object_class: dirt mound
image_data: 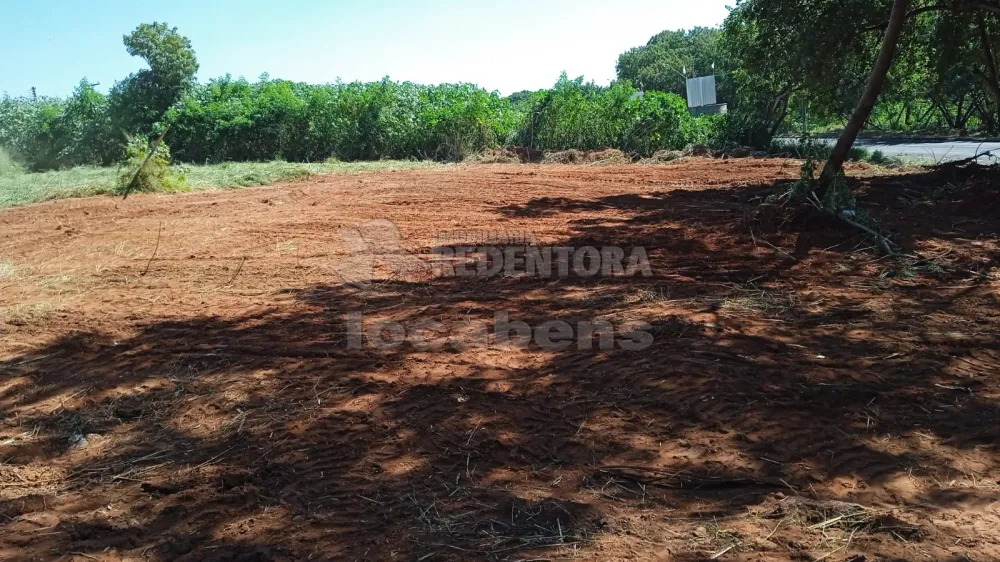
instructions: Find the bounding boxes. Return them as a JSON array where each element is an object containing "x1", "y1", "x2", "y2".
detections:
[
  {"x1": 473, "y1": 147, "x2": 630, "y2": 166},
  {"x1": 638, "y1": 149, "x2": 684, "y2": 165},
  {"x1": 467, "y1": 147, "x2": 521, "y2": 164},
  {"x1": 722, "y1": 146, "x2": 769, "y2": 159},
  {"x1": 469, "y1": 146, "x2": 543, "y2": 164},
  {"x1": 683, "y1": 143, "x2": 717, "y2": 157},
  {"x1": 541, "y1": 148, "x2": 630, "y2": 165},
  {"x1": 659, "y1": 145, "x2": 766, "y2": 162}
]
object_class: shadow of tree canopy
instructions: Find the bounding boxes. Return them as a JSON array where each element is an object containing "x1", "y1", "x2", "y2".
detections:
[{"x1": 0, "y1": 162, "x2": 998, "y2": 561}]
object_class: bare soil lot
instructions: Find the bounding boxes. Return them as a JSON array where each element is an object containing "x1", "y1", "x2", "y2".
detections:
[{"x1": 0, "y1": 159, "x2": 998, "y2": 561}]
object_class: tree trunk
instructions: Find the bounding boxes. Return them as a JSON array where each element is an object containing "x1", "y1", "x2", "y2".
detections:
[
  {"x1": 819, "y1": 0, "x2": 909, "y2": 194},
  {"x1": 956, "y1": 95, "x2": 970, "y2": 132},
  {"x1": 914, "y1": 104, "x2": 936, "y2": 129},
  {"x1": 768, "y1": 92, "x2": 791, "y2": 139},
  {"x1": 893, "y1": 104, "x2": 906, "y2": 130}
]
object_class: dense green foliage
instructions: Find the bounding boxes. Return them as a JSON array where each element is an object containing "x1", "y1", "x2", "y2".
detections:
[
  {"x1": 16, "y1": 3, "x2": 999, "y2": 172},
  {"x1": 616, "y1": 1, "x2": 1000, "y2": 146},
  {"x1": 0, "y1": 84, "x2": 119, "y2": 170},
  {"x1": 0, "y1": 73, "x2": 702, "y2": 171},
  {"x1": 516, "y1": 74, "x2": 715, "y2": 153},
  {"x1": 617, "y1": 28, "x2": 733, "y2": 102},
  {"x1": 0, "y1": 22, "x2": 198, "y2": 171},
  {"x1": 166, "y1": 77, "x2": 522, "y2": 163},
  {"x1": 0, "y1": 22, "x2": 709, "y2": 172},
  {"x1": 112, "y1": 22, "x2": 199, "y2": 136}
]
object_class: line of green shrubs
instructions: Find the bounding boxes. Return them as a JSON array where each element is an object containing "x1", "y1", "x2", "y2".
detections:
[{"x1": 1, "y1": 73, "x2": 724, "y2": 172}]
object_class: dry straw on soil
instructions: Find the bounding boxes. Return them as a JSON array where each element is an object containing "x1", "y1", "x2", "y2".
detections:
[{"x1": 541, "y1": 148, "x2": 630, "y2": 165}]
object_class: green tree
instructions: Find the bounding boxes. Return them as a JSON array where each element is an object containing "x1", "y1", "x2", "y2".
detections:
[
  {"x1": 720, "y1": 0, "x2": 892, "y2": 147},
  {"x1": 617, "y1": 27, "x2": 732, "y2": 101},
  {"x1": 53, "y1": 79, "x2": 117, "y2": 166},
  {"x1": 516, "y1": 73, "x2": 692, "y2": 154},
  {"x1": 109, "y1": 22, "x2": 199, "y2": 135}
]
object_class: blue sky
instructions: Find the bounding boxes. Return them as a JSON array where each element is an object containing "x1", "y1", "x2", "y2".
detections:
[{"x1": 1, "y1": 0, "x2": 731, "y2": 98}]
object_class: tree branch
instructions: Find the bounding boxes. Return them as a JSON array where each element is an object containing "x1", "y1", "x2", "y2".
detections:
[
  {"x1": 864, "y1": 4, "x2": 953, "y2": 31},
  {"x1": 978, "y1": 14, "x2": 1000, "y2": 83},
  {"x1": 967, "y1": 0, "x2": 1000, "y2": 15},
  {"x1": 865, "y1": 0, "x2": 1000, "y2": 31}
]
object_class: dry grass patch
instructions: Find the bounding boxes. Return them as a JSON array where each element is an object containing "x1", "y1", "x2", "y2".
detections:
[{"x1": 0, "y1": 301, "x2": 59, "y2": 326}]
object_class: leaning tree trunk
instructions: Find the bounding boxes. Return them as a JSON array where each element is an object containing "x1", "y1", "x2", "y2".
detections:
[{"x1": 819, "y1": 0, "x2": 909, "y2": 195}]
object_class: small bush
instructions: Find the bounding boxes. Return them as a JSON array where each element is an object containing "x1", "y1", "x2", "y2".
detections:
[
  {"x1": 686, "y1": 114, "x2": 727, "y2": 148},
  {"x1": 115, "y1": 135, "x2": 187, "y2": 195},
  {"x1": 703, "y1": 111, "x2": 776, "y2": 150}
]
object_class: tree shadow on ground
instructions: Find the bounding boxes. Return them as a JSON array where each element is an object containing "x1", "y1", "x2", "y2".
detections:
[{"x1": 0, "y1": 164, "x2": 998, "y2": 561}]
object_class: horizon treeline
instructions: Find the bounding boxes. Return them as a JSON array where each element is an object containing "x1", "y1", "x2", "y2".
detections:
[
  {"x1": 1, "y1": 74, "x2": 720, "y2": 171},
  {"x1": 0, "y1": 22, "x2": 718, "y2": 172}
]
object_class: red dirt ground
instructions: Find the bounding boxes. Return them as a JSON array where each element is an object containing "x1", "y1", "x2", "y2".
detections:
[{"x1": 0, "y1": 159, "x2": 997, "y2": 561}]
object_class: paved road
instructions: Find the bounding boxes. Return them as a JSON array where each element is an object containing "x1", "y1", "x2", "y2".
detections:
[
  {"x1": 855, "y1": 139, "x2": 1000, "y2": 163},
  {"x1": 813, "y1": 138, "x2": 1000, "y2": 163}
]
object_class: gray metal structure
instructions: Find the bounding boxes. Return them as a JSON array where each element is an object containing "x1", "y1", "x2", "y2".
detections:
[{"x1": 685, "y1": 75, "x2": 717, "y2": 108}]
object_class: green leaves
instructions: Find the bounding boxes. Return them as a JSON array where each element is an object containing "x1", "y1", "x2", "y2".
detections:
[
  {"x1": 517, "y1": 75, "x2": 694, "y2": 155},
  {"x1": 714, "y1": 0, "x2": 1000, "y2": 138},
  {"x1": 0, "y1": 22, "x2": 200, "y2": 171},
  {"x1": 0, "y1": 21, "x2": 712, "y2": 169},
  {"x1": 0, "y1": 83, "x2": 119, "y2": 171},
  {"x1": 163, "y1": 78, "x2": 520, "y2": 163},
  {"x1": 617, "y1": 27, "x2": 731, "y2": 101},
  {"x1": 2, "y1": 73, "x2": 703, "y2": 169},
  {"x1": 114, "y1": 134, "x2": 186, "y2": 195},
  {"x1": 123, "y1": 22, "x2": 199, "y2": 85},
  {"x1": 111, "y1": 22, "x2": 199, "y2": 137}
]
